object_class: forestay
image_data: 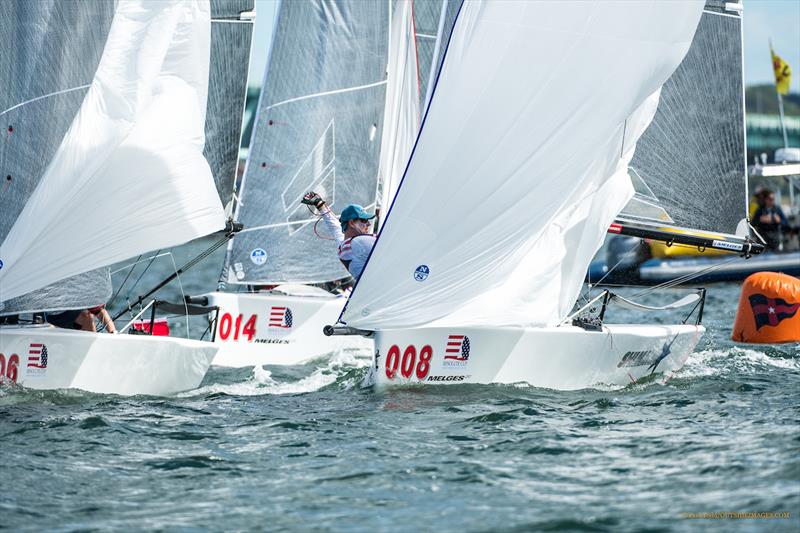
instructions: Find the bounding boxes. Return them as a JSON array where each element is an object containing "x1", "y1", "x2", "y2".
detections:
[
  {"x1": 0, "y1": 0, "x2": 225, "y2": 306},
  {"x1": 0, "y1": 1, "x2": 117, "y2": 315},
  {"x1": 225, "y1": 0, "x2": 389, "y2": 285},
  {"x1": 341, "y1": 0, "x2": 704, "y2": 329},
  {"x1": 619, "y1": 0, "x2": 746, "y2": 236}
]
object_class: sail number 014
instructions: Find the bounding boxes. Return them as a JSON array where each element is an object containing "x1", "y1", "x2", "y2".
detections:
[
  {"x1": 218, "y1": 313, "x2": 257, "y2": 342},
  {"x1": 0, "y1": 353, "x2": 20, "y2": 383},
  {"x1": 385, "y1": 344, "x2": 432, "y2": 380}
]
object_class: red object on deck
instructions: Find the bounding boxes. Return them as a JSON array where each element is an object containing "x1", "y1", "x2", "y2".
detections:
[{"x1": 132, "y1": 318, "x2": 170, "y2": 336}]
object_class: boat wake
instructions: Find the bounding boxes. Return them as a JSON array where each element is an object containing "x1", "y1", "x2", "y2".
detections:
[
  {"x1": 183, "y1": 347, "x2": 372, "y2": 398},
  {"x1": 679, "y1": 345, "x2": 800, "y2": 380}
]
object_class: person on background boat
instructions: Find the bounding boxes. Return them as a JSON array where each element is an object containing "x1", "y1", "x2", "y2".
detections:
[
  {"x1": 752, "y1": 189, "x2": 788, "y2": 250},
  {"x1": 46, "y1": 305, "x2": 117, "y2": 333},
  {"x1": 301, "y1": 192, "x2": 376, "y2": 279},
  {"x1": 748, "y1": 185, "x2": 765, "y2": 220}
]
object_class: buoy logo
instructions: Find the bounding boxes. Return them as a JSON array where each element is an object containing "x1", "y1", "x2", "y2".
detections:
[
  {"x1": 749, "y1": 294, "x2": 799, "y2": 329},
  {"x1": 0, "y1": 259, "x2": 3, "y2": 270},
  {"x1": 250, "y1": 248, "x2": 267, "y2": 266},
  {"x1": 414, "y1": 264, "x2": 429, "y2": 282}
]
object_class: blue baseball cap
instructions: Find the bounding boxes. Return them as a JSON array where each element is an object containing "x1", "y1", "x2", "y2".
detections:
[{"x1": 339, "y1": 204, "x2": 375, "y2": 229}]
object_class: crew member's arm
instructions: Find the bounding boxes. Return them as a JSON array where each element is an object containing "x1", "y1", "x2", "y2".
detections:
[
  {"x1": 98, "y1": 308, "x2": 117, "y2": 334},
  {"x1": 302, "y1": 192, "x2": 344, "y2": 246}
]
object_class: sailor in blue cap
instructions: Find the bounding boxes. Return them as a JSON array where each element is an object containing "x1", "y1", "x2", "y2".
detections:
[{"x1": 301, "y1": 192, "x2": 376, "y2": 279}]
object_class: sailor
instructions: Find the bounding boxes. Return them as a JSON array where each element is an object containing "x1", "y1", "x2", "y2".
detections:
[
  {"x1": 46, "y1": 304, "x2": 117, "y2": 333},
  {"x1": 752, "y1": 189, "x2": 789, "y2": 250},
  {"x1": 301, "y1": 192, "x2": 376, "y2": 279}
]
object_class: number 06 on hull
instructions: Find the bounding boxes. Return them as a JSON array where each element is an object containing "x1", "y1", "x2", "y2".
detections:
[{"x1": 368, "y1": 324, "x2": 704, "y2": 390}]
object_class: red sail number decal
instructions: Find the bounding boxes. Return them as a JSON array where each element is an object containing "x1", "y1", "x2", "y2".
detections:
[
  {"x1": 0, "y1": 353, "x2": 20, "y2": 383},
  {"x1": 416, "y1": 345, "x2": 432, "y2": 379},
  {"x1": 384, "y1": 345, "x2": 432, "y2": 381},
  {"x1": 218, "y1": 313, "x2": 258, "y2": 342},
  {"x1": 385, "y1": 345, "x2": 400, "y2": 379},
  {"x1": 242, "y1": 314, "x2": 257, "y2": 341}
]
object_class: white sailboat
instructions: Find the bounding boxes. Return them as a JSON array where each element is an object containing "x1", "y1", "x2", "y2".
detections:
[
  {"x1": 0, "y1": 0, "x2": 242, "y2": 395},
  {"x1": 326, "y1": 0, "x2": 714, "y2": 390},
  {"x1": 198, "y1": 0, "x2": 443, "y2": 367}
]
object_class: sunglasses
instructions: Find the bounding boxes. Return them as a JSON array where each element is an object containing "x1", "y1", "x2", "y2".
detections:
[{"x1": 355, "y1": 218, "x2": 371, "y2": 224}]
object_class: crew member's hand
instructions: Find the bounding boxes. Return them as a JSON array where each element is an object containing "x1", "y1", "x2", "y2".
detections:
[{"x1": 301, "y1": 192, "x2": 325, "y2": 209}]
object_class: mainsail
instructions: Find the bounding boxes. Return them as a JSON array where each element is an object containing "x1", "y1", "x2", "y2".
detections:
[
  {"x1": 412, "y1": 0, "x2": 444, "y2": 111},
  {"x1": 0, "y1": 0, "x2": 225, "y2": 306},
  {"x1": 206, "y1": 0, "x2": 255, "y2": 207},
  {"x1": 340, "y1": 0, "x2": 704, "y2": 329},
  {"x1": 224, "y1": 0, "x2": 390, "y2": 285},
  {"x1": 617, "y1": 0, "x2": 747, "y2": 238}
]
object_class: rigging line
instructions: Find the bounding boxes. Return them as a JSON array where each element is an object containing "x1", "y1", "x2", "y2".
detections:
[
  {"x1": 166, "y1": 252, "x2": 190, "y2": 338},
  {"x1": 628, "y1": 257, "x2": 739, "y2": 299},
  {"x1": 264, "y1": 80, "x2": 388, "y2": 111},
  {"x1": 579, "y1": 241, "x2": 643, "y2": 303},
  {"x1": 127, "y1": 249, "x2": 162, "y2": 301},
  {"x1": 107, "y1": 254, "x2": 142, "y2": 310},
  {"x1": 0, "y1": 85, "x2": 90, "y2": 118},
  {"x1": 109, "y1": 252, "x2": 173, "y2": 275}
]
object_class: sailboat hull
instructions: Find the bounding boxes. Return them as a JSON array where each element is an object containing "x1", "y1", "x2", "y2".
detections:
[
  {"x1": 0, "y1": 326, "x2": 216, "y2": 396},
  {"x1": 369, "y1": 324, "x2": 704, "y2": 390},
  {"x1": 205, "y1": 290, "x2": 371, "y2": 367}
]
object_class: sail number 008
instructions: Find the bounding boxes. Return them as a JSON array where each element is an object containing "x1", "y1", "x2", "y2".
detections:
[{"x1": 385, "y1": 344, "x2": 432, "y2": 380}]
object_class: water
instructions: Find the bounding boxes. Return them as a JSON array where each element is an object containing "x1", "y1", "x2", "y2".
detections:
[{"x1": 1, "y1": 243, "x2": 799, "y2": 532}]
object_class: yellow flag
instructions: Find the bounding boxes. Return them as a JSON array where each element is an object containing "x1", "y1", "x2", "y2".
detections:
[{"x1": 771, "y1": 48, "x2": 791, "y2": 95}]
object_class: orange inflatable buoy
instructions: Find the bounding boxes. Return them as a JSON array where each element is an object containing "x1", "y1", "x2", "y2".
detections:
[{"x1": 732, "y1": 272, "x2": 800, "y2": 343}]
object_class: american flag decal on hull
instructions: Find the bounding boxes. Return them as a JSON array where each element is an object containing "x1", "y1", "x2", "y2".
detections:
[
  {"x1": 27, "y1": 343, "x2": 48, "y2": 369},
  {"x1": 268, "y1": 306, "x2": 293, "y2": 328},
  {"x1": 444, "y1": 335, "x2": 470, "y2": 362}
]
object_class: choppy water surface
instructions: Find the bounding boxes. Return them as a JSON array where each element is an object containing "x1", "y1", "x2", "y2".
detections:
[{"x1": 1, "y1": 266, "x2": 799, "y2": 531}]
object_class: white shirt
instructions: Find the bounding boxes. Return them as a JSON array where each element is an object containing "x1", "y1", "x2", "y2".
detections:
[{"x1": 320, "y1": 209, "x2": 376, "y2": 279}]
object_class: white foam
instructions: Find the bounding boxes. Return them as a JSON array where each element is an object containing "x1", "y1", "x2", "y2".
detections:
[
  {"x1": 678, "y1": 345, "x2": 800, "y2": 380},
  {"x1": 182, "y1": 349, "x2": 372, "y2": 398}
]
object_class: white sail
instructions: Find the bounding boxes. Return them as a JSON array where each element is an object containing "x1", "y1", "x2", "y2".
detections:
[
  {"x1": 340, "y1": 0, "x2": 704, "y2": 329},
  {"x1": 0, "y1": 0, "x2": 224, "y2": 304},
  {"x1": 376, "y1": 0, "x2": 422, "y2": 219}
]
